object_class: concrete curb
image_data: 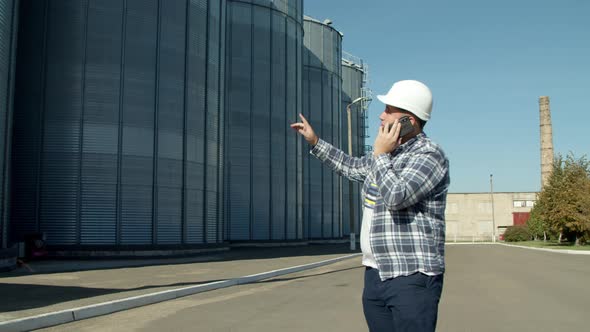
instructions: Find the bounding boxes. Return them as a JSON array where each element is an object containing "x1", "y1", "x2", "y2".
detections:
[
  {"x1": 446, "y1": 242, "x2": 590, "y2": 254},
  {"x1": 0, "y1": 253, "x2": 361, "y2": 332},
  {"x1": 445, "y1": 242, "x2": 496, "y2": 245},
  {"x1": 498, "y1": 243, "x2": 590, "y2": 255}
]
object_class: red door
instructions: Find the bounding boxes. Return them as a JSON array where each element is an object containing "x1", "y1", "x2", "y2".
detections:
[{"x1": 513, "y1": 212, "x2": 530, "y2": 225}]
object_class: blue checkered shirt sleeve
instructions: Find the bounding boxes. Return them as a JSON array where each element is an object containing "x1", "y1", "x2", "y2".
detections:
[{"x1": 310, "y1": 139, "x2": 372, "y2": 183}]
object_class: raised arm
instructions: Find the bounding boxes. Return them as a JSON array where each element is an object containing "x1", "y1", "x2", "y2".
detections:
[
  {"x1": 310, "y1": 139, "x2": 372, "y2": 183},
  {"x1": 291, "y1": 113, "x2": 371, "y2": 182}
]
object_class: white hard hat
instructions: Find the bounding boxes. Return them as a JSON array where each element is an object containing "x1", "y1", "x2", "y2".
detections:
[{"x1": 377, "y1": 80, "x2": 433, "y2": 121}]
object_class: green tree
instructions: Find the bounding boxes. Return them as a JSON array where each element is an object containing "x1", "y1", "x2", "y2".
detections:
[
  {"x1": 561, "y1": 155, "x2": 590, "y2": 245},
  {"x1": 539, "y1": 156, "x2": 565, "y2": 241},
  {"x1": 539, "y1": 154, "x2": 590, "y2": 245},
  {"x1": 527, "y1": 199, "x2": 549, "y2": 241}
]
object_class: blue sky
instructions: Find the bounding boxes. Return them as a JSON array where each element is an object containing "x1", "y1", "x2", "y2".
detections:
[{"x1": 304, "y1": 0, "x2": 589, "y2": 193}]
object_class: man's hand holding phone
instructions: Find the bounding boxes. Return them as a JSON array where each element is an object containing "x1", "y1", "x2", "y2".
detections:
[{"x1": 373, "y1": 119, "x2": 402, "y2": 157}]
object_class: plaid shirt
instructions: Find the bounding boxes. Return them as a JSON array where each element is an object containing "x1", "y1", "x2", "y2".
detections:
[{"x1": 311, "y1": 133, "x2": 450, "y2": 281}]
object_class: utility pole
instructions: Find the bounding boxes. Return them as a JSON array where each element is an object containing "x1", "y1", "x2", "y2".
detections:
[{"x1": 490, "y1": 174, "x2": 496, "y2": 243}]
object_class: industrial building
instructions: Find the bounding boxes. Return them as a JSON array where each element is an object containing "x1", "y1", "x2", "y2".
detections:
[
  {"x1": 11, "y1": 0, "x2": 227, "y2": 249},
  {"x1": 341, "y1": 54, "x2": 369, "y2": 237},
  {"x1": 225, "y1": 0, "x2": 303, "y2": 241},
  {"x1": 0, "y1": 0, "x2": 551, "y2": 271},
  {"x1": 0, "y1": 0, "x2": 18, "y2": 263},
  {"x1": 302, "y1": 16, "x2": 342, "y2": 240},
  {"x1": 443, "y1": 96, "x2": 553, "y2": 242},
  {"x1": 446, "y1": 192, "x2": 537, "y2": 242},
  {"x1": 0, "y1": 0, "x2": 369, "y2": 268}
]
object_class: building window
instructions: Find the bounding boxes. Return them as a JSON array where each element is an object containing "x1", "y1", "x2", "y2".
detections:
[
  {"x1": 526, "y1": 200, "x2": 535, "y2": 207},
  {"x1": 478, "y1": 202, "x2": 492, "y2": 213},
  {"x1": 446, "y1": 202, "x2": 458, "y2": 214},
  {"x1": 513, "y1": 200, "x2": 526, "y2": 208}
]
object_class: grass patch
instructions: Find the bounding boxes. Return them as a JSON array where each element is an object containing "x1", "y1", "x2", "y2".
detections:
[{"x1": 506, "y1": 240, "x2": 590, "y2": 251}]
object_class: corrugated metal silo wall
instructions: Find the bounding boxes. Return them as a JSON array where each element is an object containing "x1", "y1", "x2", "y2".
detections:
[
  {"x1": 225, "y1": 0, "x2": 303, "y2": 241},
  {"x1": 341, "y1": 63, "x2": 364, "y2": 236},
  {"x1": 0, "y1": 0, "x2": 18, "y2": 249},
  {"x1": 11, "y1": 0, "x2": 226, "y2": 247},
  {"x1": 302, "y1": 18, "x2": 342, "y2": 239}
]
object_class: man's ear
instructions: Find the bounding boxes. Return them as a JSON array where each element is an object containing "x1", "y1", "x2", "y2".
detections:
[{"x1": 410, "y1": 116, "x2": 424, "y2": 130}]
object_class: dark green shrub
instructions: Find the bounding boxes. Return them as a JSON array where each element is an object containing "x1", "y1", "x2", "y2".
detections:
[
  {"x1": 576, "y1": 232, "x2": 589, "y2": 245},
  {"x1": 503, "y1": 225, "x2": 532, "y2": 242}
]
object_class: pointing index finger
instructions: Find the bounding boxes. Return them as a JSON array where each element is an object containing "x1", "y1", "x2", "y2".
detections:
[{"x1": 299, "y1": 113, "x2": 310, "y2": 125}]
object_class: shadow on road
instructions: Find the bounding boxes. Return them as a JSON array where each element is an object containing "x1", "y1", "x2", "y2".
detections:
[{"x1": 0, "y1": 278, "x2": 227, "y2": 312}]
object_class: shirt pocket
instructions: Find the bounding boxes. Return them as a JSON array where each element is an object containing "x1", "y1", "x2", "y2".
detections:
[{"x1": 364, "y1": 183, "x2": 380, "y2": 210}]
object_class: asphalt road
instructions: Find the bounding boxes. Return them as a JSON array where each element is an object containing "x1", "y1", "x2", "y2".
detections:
[{"x1": 39, "y1": 245, "x2": 590, "y2": 332}]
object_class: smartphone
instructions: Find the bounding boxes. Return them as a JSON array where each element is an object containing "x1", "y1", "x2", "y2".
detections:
[{"x1": 388, "y1": 116, "x2": 414, "y2": 137}]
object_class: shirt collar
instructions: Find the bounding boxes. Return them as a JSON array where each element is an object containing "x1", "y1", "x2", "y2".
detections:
[{"x1": 391, "y1": 132, "x2": 427, "y2": 156}]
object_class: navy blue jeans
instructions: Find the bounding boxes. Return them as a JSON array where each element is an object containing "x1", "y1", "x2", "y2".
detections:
[{"x1": 362, "y1": 267, "x2": 444, "y2": 332}]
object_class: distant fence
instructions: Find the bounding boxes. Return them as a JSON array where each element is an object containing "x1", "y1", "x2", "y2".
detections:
[{"x1": 446, "y1": 235, "x2": 498, "y2": 243}]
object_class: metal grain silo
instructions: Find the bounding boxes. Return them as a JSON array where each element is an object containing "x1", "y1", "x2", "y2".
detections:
[
  {"x1": 11, "y1": 0, "x2": 226, "y2": 250},
  {"x1": 302, "y1": 16, "x2": 342, "y2": 239},
  {"x1": 225, "y1": 0, "x2": 303, "y2": 241},
  {"x1": 341, "y1": 55, "x2": 369, "y2": 236},
  {"x1": 0, "y1": 0, "x2": 18, "y2": 251}
]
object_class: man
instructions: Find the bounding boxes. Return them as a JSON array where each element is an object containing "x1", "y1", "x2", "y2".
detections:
[{"x1": 291, "y1": 80, "x2": 450, "y2": 332}]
